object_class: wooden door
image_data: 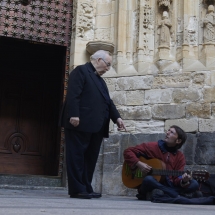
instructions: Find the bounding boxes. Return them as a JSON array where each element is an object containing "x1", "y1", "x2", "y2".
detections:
[{"x1": 0, "y1": 37, "x2": 66, "y2": 175}]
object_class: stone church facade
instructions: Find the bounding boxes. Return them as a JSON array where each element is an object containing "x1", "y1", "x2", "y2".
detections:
[
  {"x1": 69, "y1": 0, "x2": 215, "y2": 195},
  {"x1": 0, "y1": 0, "x2": 214, "y2": 195}
]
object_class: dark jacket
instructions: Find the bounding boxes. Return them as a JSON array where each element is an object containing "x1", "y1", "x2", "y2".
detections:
[{"x1": 60, "y1": 62, "x2": 120, "y2": 138}]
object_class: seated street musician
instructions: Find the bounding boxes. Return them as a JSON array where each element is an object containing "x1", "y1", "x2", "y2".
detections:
[{"x1": 123, "y1": 125, "x2": 202, "y2": 200}]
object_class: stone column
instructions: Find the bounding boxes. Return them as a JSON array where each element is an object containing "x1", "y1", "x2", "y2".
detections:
[
  {"x1": 85, "y1": 0, "x2": 116, "y2": 77},
  {"x1": 116, "y1": 0, "x2": 127, "y2": 71},
  {"x1": 70, "y1": 0, "x2": 95, "y2": 70},
  {"x1": 182, "y1": 0, "x2": 206, "y2": 71},
  {"x1": 137, "y1": 0, "x2": 157, "y2": 75},
  {"x1": 94, "y1": 1, "x2": 112, "y2": 43},
  {"x1": 116, "y1": 0, "x2": 137, "y2": 75},
  {"x1": 175, "y1": 0, "x2": 184, "y2": 62}
]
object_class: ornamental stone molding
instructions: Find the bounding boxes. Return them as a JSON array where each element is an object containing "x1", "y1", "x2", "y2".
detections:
[
  {"x1": 203, "y1": 0, "x2": 215, "y2": 5},
  {"x1": 158, "y1": 0, "x2": 172, "y2": 9},
  {"x1": 86, "y1": 41, "x2": 115, "y2": 54}
]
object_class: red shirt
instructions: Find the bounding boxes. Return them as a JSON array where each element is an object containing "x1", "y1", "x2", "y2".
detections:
[{"x1": 123, "y1": 141, "x2": 186, "y2": 187}]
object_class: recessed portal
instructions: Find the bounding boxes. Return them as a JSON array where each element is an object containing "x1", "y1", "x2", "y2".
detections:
[{"x1": 0, "y1": 37, "x2": 66, "y2": 176}]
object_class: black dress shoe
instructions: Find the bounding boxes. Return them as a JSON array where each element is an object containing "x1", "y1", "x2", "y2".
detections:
[
  {"x1": 90, "y1": 192, "x2": 102, "y2": 198},
  {"x1": 70, "y1": 192, "x2": 92, "y2": 199}
]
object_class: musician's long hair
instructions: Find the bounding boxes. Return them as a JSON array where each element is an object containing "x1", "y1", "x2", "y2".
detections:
[{"x1": 170, "y1": 125, "x2": 187, "y2": 149}]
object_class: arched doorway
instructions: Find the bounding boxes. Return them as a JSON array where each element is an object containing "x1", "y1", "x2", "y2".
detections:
[
  {"x1": 0, "y1": 0, "x2": 72, "y2": 178},
  {"x1": 0, "y1": 37, "x2": 66, "y2": 175}
]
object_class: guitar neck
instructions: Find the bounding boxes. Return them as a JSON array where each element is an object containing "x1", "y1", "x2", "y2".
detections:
[{"x1": 151, "y1": 169, "x2": 184, "y2": 177}]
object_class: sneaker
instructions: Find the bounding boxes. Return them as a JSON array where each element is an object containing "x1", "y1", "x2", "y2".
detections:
[{"x1": 146, "y1": 189, "x2": 164, "y2": 201}]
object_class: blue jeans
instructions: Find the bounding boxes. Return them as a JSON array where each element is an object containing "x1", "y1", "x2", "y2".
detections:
[{"x1": 139, "y1": 176, "x2": 199, "y2": 198}]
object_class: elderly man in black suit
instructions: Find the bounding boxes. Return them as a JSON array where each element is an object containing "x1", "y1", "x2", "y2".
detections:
[{"x1": 61, "y1": 50, "x2": 126, "y2": 199}]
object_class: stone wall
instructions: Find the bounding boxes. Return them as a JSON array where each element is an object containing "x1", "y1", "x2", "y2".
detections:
[
  {"x1": 70, "y1": 0, "x2": 215, "y2": 195},
  {"x1": 70, "y1": 0, "x2": 215, "y2": 134},
  {"x1": 92, "y1": 132, "x2": 215, "y2": 196}
]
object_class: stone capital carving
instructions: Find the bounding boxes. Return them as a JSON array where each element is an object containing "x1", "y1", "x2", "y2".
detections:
[{"x1": 86, "y1": 41, "x2": 115, "y2": 54}]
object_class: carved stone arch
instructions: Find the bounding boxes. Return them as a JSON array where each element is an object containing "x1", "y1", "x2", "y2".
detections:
[
  {"x1": 158, "y1": 0, "x2": 172, "y2": 13},
  {"x1": 203, "y1": 0, "x2": 215, "y2": 6}
]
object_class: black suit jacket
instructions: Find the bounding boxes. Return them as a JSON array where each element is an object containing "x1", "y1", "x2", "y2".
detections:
[{"x1": 60, "y1": 62, "x2": 120, "y2": 138}]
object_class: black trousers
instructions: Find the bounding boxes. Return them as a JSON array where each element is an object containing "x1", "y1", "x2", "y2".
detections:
[{"x1": 64, "y1": 121, "x2": 105, "y2": 195}]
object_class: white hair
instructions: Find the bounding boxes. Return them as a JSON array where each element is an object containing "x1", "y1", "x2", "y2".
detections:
[{"x1": 90, "y1": 50, "x2": 111, "y2": 61}]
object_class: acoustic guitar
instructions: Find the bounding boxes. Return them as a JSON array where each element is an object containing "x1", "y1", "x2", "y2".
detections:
[{"x1": 122, "y1": 156, "x2": 210, "y2": 189}]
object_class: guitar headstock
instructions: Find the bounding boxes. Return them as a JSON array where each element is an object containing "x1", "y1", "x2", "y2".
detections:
[{"x1": 192, "y1": 170, "x2": 210, "y2": 181}]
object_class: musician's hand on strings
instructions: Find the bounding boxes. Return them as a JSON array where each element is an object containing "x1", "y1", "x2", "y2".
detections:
[
  {"x1": 136, "y1": 161, "x2": 152, "y2": 174},
  {"x1": 182, "y1": 172, "x2": 192, "y2": 183}
]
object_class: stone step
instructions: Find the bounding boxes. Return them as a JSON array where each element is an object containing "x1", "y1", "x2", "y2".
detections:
[
  {"x1": 0, "y1": 185, "x2": 66, "y2": 190},
  {"x1": 0, "y1": 174, "x2": 63, "y2": 188}
]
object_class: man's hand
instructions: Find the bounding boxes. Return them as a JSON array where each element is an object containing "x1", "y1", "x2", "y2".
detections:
[
  {"x1": 69, "y1": 117, "x2": 80, "y2": 127},
  {"x1": 182, "y1": 172, "x2": 192, "y2": 183},
  {"x1": 136, "y1": 161, "x2": 152, "y2": 174},
  {"x1": 116, "y1": 118, "x2": 127, "y2": 131}
]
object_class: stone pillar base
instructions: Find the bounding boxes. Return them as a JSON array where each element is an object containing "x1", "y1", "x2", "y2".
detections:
[
  {"x1": 201, "y1": 43, "x2": 215, "y2": 69},
  {"x1": 182, "y1": 44, "x2": 198, "y2": 59},
  {"x1": 156, "y1": 46, "x2": 174, "y2": 61}
]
